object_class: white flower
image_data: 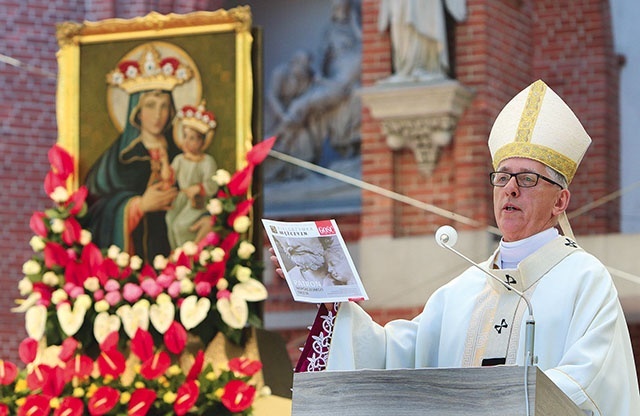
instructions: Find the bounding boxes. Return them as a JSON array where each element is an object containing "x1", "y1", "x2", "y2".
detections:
[
  {"x1": 259, "y1": 386, "x2": 272, "y2": 397},
  {"x1": 182, "y1": 241, "x2": 198, "y2": 256},
  {"x1": 235, "y1": 266, "x2": 252, "y2": 282},
  {"x1": 156, "y1": 293, "x2": 171, "y2": 305},
  {"x1": 211, "y1": 247, "x2": 225, "y2": 262},
  {"x1": 233, "y1": 216, "x2": 252, "y2": 233},
  {"x1": 237, "y1": 241, "x2": 256, "y2": 259},
  {"x1": 25, "y1": 305, "x2": 48, "y2": 341},
  {"x1": 49, "y1": 186, "x2": 69, "y2": 203},
  {"x1": 22, "y1": 259, "x2": 41, "y2": 276},
  {"x1": 75, "y1": 294, "x2": 92, "y2": 311},
  {"x1": 216, "y1": 293, "x2": 248, "y2": 329},
  {"x1": 212, "y1": 169, "x2": 231, "y2": 186},
  {"x1": 51, "y1": 289, "x2": 68, "y2": 305},
  {"x1": 153, "y1": 254, "x2": 168, "y2": 270},
  {"x1": 94, "y1": 299, "x2": 110, "y2": 313},
  {"x1": 83, "y1": 276, "x2": 100, "y2": 292},
  {"x1": 11, "y1": 292, "x2": 41, "y2": 313},
  {"x1": 18, "y1": 277, "x2": 33, "y2": 296},
  {"x1": 107, "y1": 245, "x2": 121, "y2": 260},
  {"x1": 29, "y1": 236, "x2": 45, "y2": 252},
  {"x1": 79, "y1": 229, "x2": 92, "y2": 245},
  {"x1": 57, "y1": 302, "x2": 87, "y2": 337},
  {"x1": 207, "y1": 198, "x2": 223, "y2": 215},
  {"x1": 42, "y1": 271, "x2": 60, "y2": 286},
  {"x1": 130, "y1": 255, "x2": 143, "y2": 271},
  {"x1": 176, "y1": 265, "x2": 191, "y2": 280},
  {"x1": 180, "y1": 278, "x2": 195, "y2": 294},
  {"x1": 179, "y1": 295, "x2": 211, "y2": 330},
  {"x1": 50, "y1": 218, "x2": 65, "y2": 234},
  {"x1": 199, "y1": 250, "x2": 211, "y2": 265},
  {"x1": 116, "y1": 252, "x2": 130, "y2": 268},
  {"x1": 216, "y1": 278, "x2": 229, "y2": 291},
  {"x1": 233, "y1": 279, "x2": 268, "y2": 302}
]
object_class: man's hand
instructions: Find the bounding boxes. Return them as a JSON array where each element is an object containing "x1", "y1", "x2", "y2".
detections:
[{"x1": 269, "y1": 247, "x2": 285, "y2": 279}]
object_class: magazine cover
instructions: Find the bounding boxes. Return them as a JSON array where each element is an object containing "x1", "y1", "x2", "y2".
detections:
[{"x1": 262, "y1": 219, "x2": 368, "y2": 303}]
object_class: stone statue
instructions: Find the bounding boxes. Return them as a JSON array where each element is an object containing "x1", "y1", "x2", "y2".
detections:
[
  {"x1": 378, "y1": 0, "x2": 467, "y2": 83},
  {"x1": 265, "y1": 0, "x2": 362, "y2": 181}
]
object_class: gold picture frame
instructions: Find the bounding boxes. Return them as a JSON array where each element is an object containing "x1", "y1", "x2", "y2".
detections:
[{"x1": 54, "y1": 7, "x2": 256, "y2": 261}]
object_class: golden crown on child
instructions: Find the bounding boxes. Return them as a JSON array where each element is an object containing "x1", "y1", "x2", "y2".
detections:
[
  {"x1": 106, "y1": 43, "x2": 193, "y2": 93},
  {"x1": 178, "y1": 100, "x2": 217, "y2": 134}
]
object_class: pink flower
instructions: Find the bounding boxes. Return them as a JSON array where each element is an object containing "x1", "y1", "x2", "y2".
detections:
[
  {"x1": 48, "y1": 144, "x2": 74, "y2": 180},
  {"x1": 156, "y1": 273, "x2": 174, "y2": 289},
  {"x1": 140, "y1": 279, "x2": 162, "y2": 299},
  {"x1": 67, "y1": 285, "x2": 84, "y2": 299},
  {"x1": 104, "y1": 291, "x2": 122, "y2": 306},
  {"x1": 122, "y1": 283, "x2": 143, "y2": 303},
  {"x1": 195, "y1": 281, "x2": 212, "y2": 297},
  {"x1": 104, "y1": 279, "x2": 119, "y2": 292},
  {"x1": 93, "y1": 289, "x2": 105, "y2": 301},
  {"x1": 168, "y1": 281, "x2": 181, "y2": 298},
  {"x1": 217, "y1": 289, "x2": 231, "y2": 300},
  {"x1": 29, "y1": 212, "x2": 48, "y2": 237},
  {"x1": 62, "y1": 217, "x2": 82, "y2": 246},
  {"x1": 66, "y1": 186, "x2": 87, "y2": 216}
]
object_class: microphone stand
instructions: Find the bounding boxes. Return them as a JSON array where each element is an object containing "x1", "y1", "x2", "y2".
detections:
[{"x1": 436, "y1": 228, "x2": 536, "y2": 416}]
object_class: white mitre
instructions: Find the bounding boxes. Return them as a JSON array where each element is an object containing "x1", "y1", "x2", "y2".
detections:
[{"x1": 488, "y1": 79, "x2": 591, "y2": 184}]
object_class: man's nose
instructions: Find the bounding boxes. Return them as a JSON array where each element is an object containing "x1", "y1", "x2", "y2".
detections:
[{"x1": 504, "y1": 176, "x2": 520, "y2": 196}]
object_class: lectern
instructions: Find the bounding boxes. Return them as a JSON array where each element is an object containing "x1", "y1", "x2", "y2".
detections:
[{"x1": 291, "y1": 366, "x2": 583, "y2": 415}]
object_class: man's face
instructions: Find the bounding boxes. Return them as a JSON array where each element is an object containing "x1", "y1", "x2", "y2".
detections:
[{"x1": 493, "y1": 158, "x2": 570, "y2": 242}]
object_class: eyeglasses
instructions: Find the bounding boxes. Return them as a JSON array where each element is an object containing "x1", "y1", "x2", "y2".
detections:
[{"x1": 489, "y1": 171, "x2": 564, "y2": 189}]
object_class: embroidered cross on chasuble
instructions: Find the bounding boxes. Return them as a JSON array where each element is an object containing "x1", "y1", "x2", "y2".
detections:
[{"x1": 462, "y1": 237, "x2": 581, "y2": 367}]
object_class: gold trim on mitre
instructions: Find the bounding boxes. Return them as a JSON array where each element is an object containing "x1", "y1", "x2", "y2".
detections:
[{"x1": 488, "y1": 80, "x2": 591, "y2": 184}]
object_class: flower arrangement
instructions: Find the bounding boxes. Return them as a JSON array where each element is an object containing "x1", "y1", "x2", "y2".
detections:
[{"x1": 0, "y1": 137, "x2": 276, "y2": 415}]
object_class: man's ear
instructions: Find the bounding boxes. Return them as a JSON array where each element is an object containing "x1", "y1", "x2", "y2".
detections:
[{"x1": 553, "y1": 189, "x2": 571, "y2": 216}]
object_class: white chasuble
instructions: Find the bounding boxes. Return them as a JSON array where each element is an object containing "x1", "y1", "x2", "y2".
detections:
[{"x1": 326, "y1": 236, "x2": 640, "y2": 415}]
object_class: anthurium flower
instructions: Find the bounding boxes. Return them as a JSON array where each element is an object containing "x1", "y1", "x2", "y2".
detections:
[
  {"x1": 0, "y1": 403, "x2": 8, "y2": 416},
  {"x1": 63, "y1": 354, "x2": 93, "y2": 383},
  {"x1": 48, "y1": 144, "x2": 74, "y2": 180},
  {"x1": 246, "y1": 136, "x2": 276, "y2": 166},
  {"x1": 44, "y1": 170, "x2": 67, "y2": 197},
  {"x1": 0, "y1": 359, "x2": 18, "y2": 385},
  {"x1": 18, "y1": 394, "x2": 51, "y2": 416},
  {"x1": 227, "y1": 165, "x2": 254, "y2": 197},
  {"x1": 140, "y1": 351, "x2": 171, "y2": 380},
  {"x1": 56, "y1": 301, "x2": 87, "y2": 337},
  {"x1": 44, "y1": 241, "x2": 70, "y2": 268},
  {"x1": 116, "y1": 301, "x2": 150, "y2": 339},
  {"x1": 26, "y1": 363, "x2": 54, "y2": 392},
  {"x1": 25, "y1": 304, "x2": 47, "y2": 341},
  {"x1": 87, "y1": 386, "x2": 119, "y2": 416},
  {"x1": 32, "y1": 283, "x2": 53, "y2": 307},
  {"x1": 42, "y1": 366, "x2": 65, "y2": 397},
  {"x1": 216, "y1": 292, "x2": 248, "y2": 329},
  {"x1": 54, "y1": 397, "x2": 84, "y2": 416},
  {"x1": 60, "y1": 218, "x2": 82, "y2": 246},
  {"x1": 186, "y1": 351, "x2": 204, "y2": 381},
  {"x1": 29, "y1": 212, "x2": 48, "y2": 237},
  {"x1": 228, "y1": 357, "x2": 263, "y2": 377},
  {"x1": 219, "y1": 232, "x2": 240, "y2": 257},
  {"x1": 131, "y1": 328, "x2": 154, "y2": 362},
  {"x1": 174, "y1": 380, "x2": 199, "y2": 416},
  {"x1": 221, "y1": 379, "x2": 256, "y2": 413},
  {"x1": 233, "y1": 279, "x2": 269, "y2": 302},
  {"x1": 128, "y1": 388, "x2": 156, "y2": 416},
  {"x1": 149, "y1": 299, "x2": 175, "y2": 334},
  {"x1": 164, "y1": 321, "x2": 187, "y2": 354},
  {"x1": 19, "y1": 337, "x2": 39, "y2": 365},
  {"x1": 66, "y1": 186, "x2": 88, "y2": 216},
  {"x1": 59, "y1": 337, "x2": 79, "y2": 362},
  {"x1": 97, "y1": 349, "x2": 125, "y2": 378},
  {"x1": 179, "y1": 295, "x2": 211, "y2": 330},
  {"x1": 93, "y1": 312, "x2": 121, "y2": 345}
]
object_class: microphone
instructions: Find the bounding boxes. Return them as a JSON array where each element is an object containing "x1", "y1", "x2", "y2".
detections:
[{"x1": 435, "y1": 225, "x2": 536, "y2": 368}]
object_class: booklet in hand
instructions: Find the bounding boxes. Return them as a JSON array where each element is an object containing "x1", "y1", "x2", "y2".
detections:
[{"x1": 262, "y1": 218, "x2": 368, "y2": 303}]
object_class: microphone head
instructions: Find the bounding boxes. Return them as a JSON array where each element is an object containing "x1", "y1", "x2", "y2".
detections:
[{"x1": 435, "y1": 225, "x2": 458, "y2": 248}]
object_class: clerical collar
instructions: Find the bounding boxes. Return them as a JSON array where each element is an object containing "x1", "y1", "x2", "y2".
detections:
[{"x1": 498, "y1": 227, "x2": 559, "y2": 269}]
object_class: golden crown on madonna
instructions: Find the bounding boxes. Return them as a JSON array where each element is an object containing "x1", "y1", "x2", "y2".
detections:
[{"x1": 106, "y1": 44, "x2": 193, "y2": 93}]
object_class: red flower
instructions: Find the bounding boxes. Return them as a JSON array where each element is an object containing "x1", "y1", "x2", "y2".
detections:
[
  {"x1": 62, "y1": 217, "x2": 82, "y2": 246},
  {"x1": 19, "y1": 338, "x2": 39, "y2": 365},
  {"x1": 87, "y1": 386, "x2": 119, "y2": 416},
  {"x1": 0, "y1": 359, "x2": 18, "y2": 385},
  {"x1": 228, "y1": 357, "x2": 263, "y2": 377},
  {"x1": 131, "y1": 328, "x2": 154, "y2": 362},
  {"x1": 44, "y1": 171, "x2": 67, "y2": 196},
  {"x1": 164, "y1": 321, "x2": 187, "y2": 354},
  {"x1": 63, "y1": 354, "x2": 93, "y2": 383},
  {"x1": 219, "y1": 232, "x2": 240, "y2": 258},
  {"x1": 18, "y1": 394, "x2": 51, "y2": 416},
  {"x1": 186, "y1": 351, "x2": 204, "y2": 381},
  {"x1": 29, "y1": 212, "x2": 48, "y2": 237},
  {"x1": 227, "y1": 165, "x2": 254, "y2": 196},
  {"x1": 221, "y1": 379, "x2": 256, "y2": 413},
  {"x1": 42, "y1": 366, "x2": 65, "y2": 397},
  {"x1": 197, "y1": 232, "x2": 220, "y2": 252},
  {"x1": 246, "y1": 136, "x2": 276, "y2": 166},
  {"x1": 44, "y1": 241, "x2": 70, "y2": 268},
  {"x1": 0, "y1": 403, "x2": 9, "y2": 416},
  {"x1": 26, "y1": 364, "x2": 53, "y2": 392},
  {"x1": 31, "y1": 283, "x2": 53, "y2": 307},
  {"x1": 97, "y1": 350, "x2": 125, "y2": 378},
  {"x1": 59, "y1": 337, "x2": 79, "y2": 362},
  {"x1": 140, "y1": 352, "x2": 171, "y2": 380},
  {"x1": 227, "y1": 198, "x2": 254, "y2": 228},
  {"x1": 66, "y1": 186, "x2": 87, "y2": 215},
  {"x1": 139, "y1": 264, "x2": 157, "y2": 280},
  {"x1": 54, "y1": 397, "x2": 84, "y2": 416},
  {"x1": 81, "y1": 243, "x2": 104, "y2": 276},
  {"x1": 128, "y1": 388, "x2": 157, "y2": 416},
  {"x1": 97, "y1": 258, "x2": 120, "y2": 282},
  {"x1": 194, "y1": 261, "x2": 225, "y2": 286},
  {"x1": 48, "y1": 144, "x2": 74, "y2": 180},
  {"x1": 174, "y1": 380, "x2": 199, "y2": 416}
]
